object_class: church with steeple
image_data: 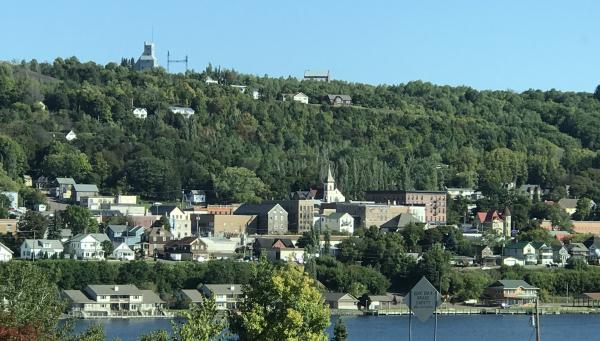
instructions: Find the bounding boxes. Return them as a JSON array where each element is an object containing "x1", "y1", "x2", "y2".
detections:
[{"x1": 323, "y1": 165, "x2": 346, "y2": 203}]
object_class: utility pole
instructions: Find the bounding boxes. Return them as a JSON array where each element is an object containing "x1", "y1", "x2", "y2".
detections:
[
  {"x1": 408, "y1": 289, "x2": 412, "y2": 341},
  {"x1": 535, "y1": 297, "x2": 541, "y2": 341}
]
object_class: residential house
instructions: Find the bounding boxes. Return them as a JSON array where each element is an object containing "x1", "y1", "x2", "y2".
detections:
[
  {"x1": 133, "y1": 108, "x2": 148, "y2": 119},
  {"x1": 23, "y1": 175, "x2": 32, "y2": 187},
  {"x1": 142, "y1": 226, "x2": 173, "y2": 258},
  {"x1": 252, "y1": 89, "x2": 260, "y2": 100},
  {"x1": 169, "y1": 106, "x2": 195, "y2": 119},
  {"x1": 0, "y1": 219, "x2": 18, "y2": 235},
  {"x1": 252, "y1": 237, "x2": 304, "y2": 263},
  {"x1": 0, "y1": 191, "x2": 18, "y2": 210},
  {"x1": 54, "y1": 178, "x2": 76, "y2": 200},
  {"x1": 164, "y1": 236, "x2": 205, "y2": 261},
  {"x1": 446, "y1": 187, "x2": 483, "y2": 200},
  {"x1": 476, "y1": 245, "x2": 499, "y2": 266},
  {"x1": 185, "y1": 190, "x2": 206, "y2": 205},
  {"x1": 62, "y1": 284, "x2": 165, "y2": 318},
  {"x1": 231, "y1": 85, "x2": 247, "y2": 93},
  {"x1": 531, "y1": 242, "x2": 553, "y2": 265},
  {"x1": 503, "y1": 241, "x2": 537, "y2": 266},
  {"x1": 205, "y1": 76, "x2": 218, "y2": 84},
  {"x1": 234, "y1": 203, "x2": 288, "y2": 234},
  {"x1": 326, "y1": 94, "x2": 352, "y2": 106},
  {"x1": 82, "y1": 196, "x2": 116, "y2": 210},
  {"x1": 20, "y1": 239, "x2": 64, "y2": 259},
  {"x1": 34, "y1": 175, "x2": 50, "y2": 189},
  {"x1": 552, "y1": 245, "x2": 570, "y2": 265},
  {"x1": 111, "y1": 242, "x2": 135, "y2": 261},
  {"x1": 71, "y1": 184, "x2": 100, "y2": 203},
  {"x1": 179, "y1": 289, "x2": 204, "y2": 307},
  {"x1": 195, "y1": 214, "x2": 257, "y2": 237},
  {"x1": 321, "y1": 212, "x2": 355, "y2": 234},
  {"x1": 59, "y1": 228, "x2": 72, "y2": 243},
  {"x1": 200, "y1": 284, "x2": 243, "y2": 311},
  {"x1": 323, "y1": 292, "x2": 359, "y2": 310},
  {"x1": 106, "y1": 225, "x2": 128, "y2": 242},
  {"x1": 519, "y1": 184, "x2": 542, "y2": 201},
  {"x1": 68, "y1": 233, "x2": 110, "y2": 260},
  {"x1": 198, "y1": 237, "x2": 239, "y2": 259},
  {"x1": 134, "y1": 42, "x2": 158, "y2": 71},
  {"x1": 566, "y1": 242, "x2": 589, "y2": 263},
  {"x1": 281, "y1": 92, "x2": 309, "y2": 104},
  {"x1": 65, "y1": 130, "x2": 77, "y2": 141},
  {"x1": 304, "y1": 70, "x2": 330, "y2": 82},
  {"x1": 365, "y1": 190, "x2": 447, "y2": 224},
  {"x1": 558, "y1": 198, "x2": 595, "y2": 216},
  {"x1": 0, "y1": 241, "x2": 13, "y2": 262},
  {"x1": 483, "y1": 280, "x2": 538, "y2": 306},
  {"x1": 474, "y1": 208, "x2": 511, "y2": 237},
  {"x1": 149, "y1": 205, "x2": 191, "y2": 238},
  {"x1": 367, "y1": 294, "x2": 399, "y2": 310},
  {"x1": 379, "y1": 213, "x2": 420, "y2": 233}
]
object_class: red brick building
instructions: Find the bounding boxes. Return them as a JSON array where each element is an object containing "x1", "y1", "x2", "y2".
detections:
[{"x1": 364, "y1": 190, "x2": 447, "y2": 224}]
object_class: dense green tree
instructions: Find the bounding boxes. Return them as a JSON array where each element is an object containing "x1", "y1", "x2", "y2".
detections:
[
  {"x1": 213, "y1": 167, "x2": 269, "y2": 203},
  {"x1": 17, "y1": 210, "x2": 48, "y2": 238},
  {"x1": 101, "y1": 240, "x2": 114, "y2": 256},
  {"x1": 170, "y1": 297, "x2": 227, "y2": 341},
  {"x1": 61, "y1": 205, "x2": 98, "y2": 234},
  {"x1": 332, "y1": 318, "x2": 348, "y2": 341},
  {"x1": 229, "y1": 261, "x2": 330, "y2": 341},
  {"x1": 573, "y1": 197, "x2": 593, "y2": 220}
]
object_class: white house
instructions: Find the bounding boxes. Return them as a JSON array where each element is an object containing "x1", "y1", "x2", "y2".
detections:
[
  {"x1": 149, "y1": 205, "x2": 192, "y2": 238},
  {"x1": 0, "y1": 241, "x2": 13, "y2": 262},
  {"x1": 68, "y1": 233, "x2": 110, "y2": 260},
  {"x1": 282, "y1": 92, "x2": 309, "y2": 104},
  {"x1": 133, "y1": 108, "x2": 148, "y2": 119},
  {"x1": 169, "y1": 106, "x2": 195, "y2": 119},
  {"x1": 65, "y1": 130, "x2": 77, "y2": 141},
  {"x1": 111, "y1": 242, "x2": 135, "y2": 261},
  {"x1": 252, "y1": 90, "x2": 260, "y2": 100},
  {"x1": 20, "y1": 239, "x2": 64, "y2": 259},
  {"x1": 205, "y1": 76, "x2": 218, "y2": 84},
  {"x1": 231, "y1": 85, "x2": 247, "y2": 93},
  {"x1": 322, "y1": 212, "x2": 354, "y2": 234}
]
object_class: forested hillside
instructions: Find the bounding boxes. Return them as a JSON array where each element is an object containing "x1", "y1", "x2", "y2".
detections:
[{"x1": 1, "y1": 58, "x2": 600, "y2": 203}]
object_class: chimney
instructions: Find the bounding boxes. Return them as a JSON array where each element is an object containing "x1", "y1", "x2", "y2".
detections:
[{"x1": 114, "y1": 285, "x2": 119, "y2": 292}]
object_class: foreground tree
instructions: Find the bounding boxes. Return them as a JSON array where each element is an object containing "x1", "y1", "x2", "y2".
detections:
[
  {"x1": 171, "y1": 297, "x2": 227, "y2": 341},
  {"x1": 16, "y1": 211, "x2": 48, "y2": 238},
  {"x1": 229, "y1": 261, "x2": 330, "y2": 341},
  {"x1": 61, "y1": 205, "x2": 98, "y2": 235}
]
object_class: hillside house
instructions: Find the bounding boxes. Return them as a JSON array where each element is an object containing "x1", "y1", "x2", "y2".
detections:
[
  {"x1": 474, "y1": 208, "x2": 511, "y2": 236},
  {"x1": 552, "y1": 245, "x2": 570, "y2": 265},
  {"x1": 326, "y1": 94, "x2": 352, "y2": 106},
  {"x1": 164, "y1": 236, "x2": 205, "y2": 261},
  {"x1": 142, "y1": 226, "x2": 173, "y2": 258},
  {"x1": 566, "y1": 243, "x2": 589, "y2": 262},
  {"x1": 111, "y1": 242, "x2": 135, "y2": 261},
  {"x1": 71, "y1": 184, "x2": 99, "y2": 203},
  {"x1": 133, "y1": 108, "x2": 148, "y2": 119},
  {"x1": 281, "y1": 92, "x2": 309, "y2": 104},
  {"x1": 0, "y1": 241, "x2": 13, "y2": 262},
  {"x1": 169, "y1": 106, "x2": 195, "y2": 119},
  {"x1": 54, "y1": 177, "x2": 76, "y2": 200},
  {"x1": 68, "y1": 233, "x2": 110, "y2": 260},
  {"x1": 20, "y1": 239, "x2": 63, "y2": 259},
  {"x1": 503, "y1": 241, "x2": 537, "y2": 265},
  {"x1": 149, "y1": 205, "x2": 191, "y2": 238}
]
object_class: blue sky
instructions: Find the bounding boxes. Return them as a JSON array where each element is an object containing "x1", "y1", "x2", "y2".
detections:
[{"x1": 1, "y1": 0, "x2": 598, "y2": 91}]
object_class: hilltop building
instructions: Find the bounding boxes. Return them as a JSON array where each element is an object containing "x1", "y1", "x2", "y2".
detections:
[
  {"x1": 134, "y1": 42, "x2": 158, "y2": 71},
  {"x1": 304, "y1": 70, "x2": 330, "y2": 82}
]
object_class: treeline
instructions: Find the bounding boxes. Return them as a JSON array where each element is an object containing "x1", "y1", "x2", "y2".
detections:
[{"x1": 2, "y1": 59, "x2": 600, "y2": 202}]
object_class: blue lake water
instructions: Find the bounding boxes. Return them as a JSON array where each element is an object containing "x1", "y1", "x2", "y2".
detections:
[{"x1": 73, "y1": 314, "x2": 600, "y2": 340}]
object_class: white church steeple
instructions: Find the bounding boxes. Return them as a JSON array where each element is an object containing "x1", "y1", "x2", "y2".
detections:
[{"x1": 323, "y1": 164, "x2": 345, "y2": 203}]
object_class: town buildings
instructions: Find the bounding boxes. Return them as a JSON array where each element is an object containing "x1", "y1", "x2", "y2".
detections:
[
  {"x1": 365, "y1": 190, "x2": 447, "y2": 224},
  {"x1": 280, "y1": 199, "x2": 317, "y2": 234},
  {"x1": 62, "y1": 284, "x2": 165, "y2": 318},
  {"x1": 194, "y1": 214, "x2": 256, "y2": 237}
]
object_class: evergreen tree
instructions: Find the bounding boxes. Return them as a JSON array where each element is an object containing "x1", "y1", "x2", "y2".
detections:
[{"x1": 332, "y1": 318, "x2": 348, "y2": 341}]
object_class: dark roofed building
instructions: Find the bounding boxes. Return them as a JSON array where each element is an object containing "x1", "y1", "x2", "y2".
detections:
[
  {"x1": 365, "y1": 190, "x2": 447, "y2": 224},
  {"x1": 380, "y1": 213, "x2": 421, "y2": 232},
  {"x1": 326, "y1": 94, "x2": 352, "y2": 106},
  {"x1": 304, "y1": 70, "x2": 330, "y2": 82},
  {"x1": 322, "y1": 292, "x2": 359, "y2": 310},
  {"x1": 149, "y1": 205, "x2": 178, "y2": 216},
  {"x1": 483, "y1": 280, "x2": 538, "y2": 306},
  {"x1": 234, "y1": 203, "x2": 288, "y2": 234},
  {"x1": 164, "y1": 236, "x2": 205, "y2": 261}
]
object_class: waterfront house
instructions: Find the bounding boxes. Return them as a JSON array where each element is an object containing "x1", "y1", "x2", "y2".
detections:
[
  {"x1": 200, "y1": 284, "x2": 243, "y2": 311},
  {"x1": 71, "y1": 184, "x2": 99, "y2": 204},
  {"x1": 565, "y1": 242, "x2": 589, "y2": 263},
  {"x1": 68, "y1": 233, "x2": 110, "y2": 260},
  {"x1": 20, "y1": 239, "x2": 63, "y2": 259},
  {"x1": 179, "y1": 289, "x2": 205, "y2": 308},
  {"x1": 552, "y1": 245, "x2": 570, "y2": 265},
  {"x1": 574, "y1": 293, "x2": 600, "y2": 307},
  {"x1": 62, "y1": 284, "x2": 165, "y2": 318},
  {"x1": 503, "y1": 241, "x2": 537, "y2": 265},
  {"x1": 164, "y1": 236, "x2": 205, "y2": 261},
  {"x1": 0, "y1": 241, "x2": 13, "y2": 262},
  {"x1": 367, "y1": 294, "x2": 399, "y2": 310},
  {"x1": 483, "y1": 280, "x2": 538, "y2": 306},
  {"x1": 323, "y1": 292, "x2": 359, "y2": 310},
  {"x1": 111, "y1": 242, "x2": 135, "y2": 261}
]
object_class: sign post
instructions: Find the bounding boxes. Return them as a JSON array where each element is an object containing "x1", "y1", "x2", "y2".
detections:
[{"x1": 406, "y1": 276, "x2": 442, "y2": 340}]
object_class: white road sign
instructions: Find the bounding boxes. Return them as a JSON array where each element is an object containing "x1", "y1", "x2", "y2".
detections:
[{"x1": 405, "y1": 276, "x2": 442, "y2": 322}]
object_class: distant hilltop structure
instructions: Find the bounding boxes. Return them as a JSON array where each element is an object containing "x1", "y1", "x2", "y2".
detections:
[
  {"x1": 304, "y1": 70, "x2": 330, "y2": 82},
  {"x1": 134, "y1": 42, "x2": 158, "y2": 71}
]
